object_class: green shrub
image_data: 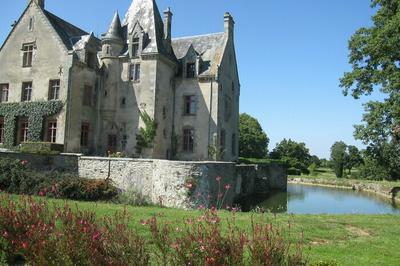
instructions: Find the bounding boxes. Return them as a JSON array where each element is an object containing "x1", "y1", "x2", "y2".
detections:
[
  {"x1": 238, "y1": 157, "x2": 287, "y2": 165},
  {"x1": 288, "y1": 168, "x2": 302, "y2": 176},
  {"x1": 113, "y1": 186, "x2": 152, "y2": 206},
  {"x1": 19, "y1": 142, "x2": 63, "y2": 155},
  {"x1": 0, "y1": 158, "x2": 119, "y2": 201}
]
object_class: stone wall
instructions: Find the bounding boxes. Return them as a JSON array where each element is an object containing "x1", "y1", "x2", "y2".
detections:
[{"x1": 0, "y1": 151, "x2": 287, "y2": 209}]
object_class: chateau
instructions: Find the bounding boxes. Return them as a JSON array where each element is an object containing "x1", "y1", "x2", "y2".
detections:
[{"x1": 0, "y1": 0, "x2": 240, "y2": 161}]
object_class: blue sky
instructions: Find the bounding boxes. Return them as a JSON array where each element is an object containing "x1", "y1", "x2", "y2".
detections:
[{"x1": 1, "y1": 0, "x2": 379, "y2": 159}]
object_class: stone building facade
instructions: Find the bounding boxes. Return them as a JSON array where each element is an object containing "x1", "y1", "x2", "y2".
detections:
[{"x1": 0, "y1": 0, "x2": 240, "y2": 161}]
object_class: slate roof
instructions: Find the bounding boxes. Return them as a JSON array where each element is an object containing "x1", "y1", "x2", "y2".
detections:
[
  {"x1": 43, "y1": 10, "x2": 90, "y2": 50},
  {"x1": 172, "y1": 33, "x2": 226, "y2": 75},
  {"x1": 103, "y1": 12, "x2": 124, "y2": 41},
  {"x1": 123, "y1": 0, "x2": 166, "y2": 54}
]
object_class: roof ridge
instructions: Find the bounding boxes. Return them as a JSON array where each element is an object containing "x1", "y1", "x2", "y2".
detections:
[
  {"x1": 172, "y1": 32, "x2": 224, "y2": 41},
  {"x1": 44, "y1": 10, "x2": 88, "y2": 35}
]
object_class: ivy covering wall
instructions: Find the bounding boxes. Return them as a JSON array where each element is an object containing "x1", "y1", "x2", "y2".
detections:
[{"x1": 0, "y1": 101, "x2": 64, "y2": 147}]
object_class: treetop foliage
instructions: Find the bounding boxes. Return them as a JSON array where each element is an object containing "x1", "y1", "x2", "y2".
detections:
[{"x1": 239, "y1": 113, "x2": 269, "y2": 159}]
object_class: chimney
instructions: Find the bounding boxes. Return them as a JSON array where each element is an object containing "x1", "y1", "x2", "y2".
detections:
[
  {"x1": 164, "y1": 7, "x2": 172, "y2": 41},
  {"x1": 29, "y1": 0, "x2": 45, "y2": 9},
  {"x1": 224, "y1": 12, "x2": 234, "y2": 38}
]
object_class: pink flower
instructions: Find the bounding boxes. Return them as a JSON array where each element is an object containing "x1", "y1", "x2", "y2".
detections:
[
  {"x1": 224, "y1": 184, "x2": 231, "y2": 190},
  {"x1": 38, "y1": 191, "x2": 45, "y2": 197},
  {"x1": 2, "y1": 231, "x2": 8, "y2": 238},
  {"x1": 21, "y1": 160, "x2": 28, "y2": 166},
  {"x1": 218, "y1": 193, "x2": 223, "y2": 198},
  {"x1": 21, "y1": 242, "x2": 28, "y2": 249},
  {"x1": 92, "y1": 231, "x2": 101, "y2": 241},
  {"x1": 140, "y1": 219, "x2": 148, "y2": 226},
  {"x1": 198, "y1": 204, "x2": 205, "y2": 210},
  {"x1": 216, "y1": 176, "x2": 222, "y2": 182},
  {"x1": 196, "y1": 192, "x2": 202, "y2": 198},
  {"x1": 185, "y1": 183, "x2": 193, "y2": 189}
]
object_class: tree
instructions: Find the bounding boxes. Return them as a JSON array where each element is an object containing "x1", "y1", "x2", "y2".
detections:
[
  {"x1": 344, "y1": 145, "x2": 363, "y2": 174},
  {"x1": 340, "y1": 0, "x2": 400, "y2": 179},
  {"x1": 330, "y1": 141, "x2": 347, "y2": 178},
  {"x1": 239, "y1": 113, "x2": 269, "y2": 158},
  {"x1": 271, "y1": 139, "x2": 311, "y2": 174}
]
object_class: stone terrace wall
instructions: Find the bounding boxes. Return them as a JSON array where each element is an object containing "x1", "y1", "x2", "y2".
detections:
[{"x1": 0, "y1": 151, "x2": 287, "y2": 209}]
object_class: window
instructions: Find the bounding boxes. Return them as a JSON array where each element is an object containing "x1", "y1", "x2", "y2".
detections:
[
  {"x1": 162, "y1": 106, "x2": 167, "y2": 119},
  {"x1": 49, "y1": 79, "x2": 60, "y2": 100},
  {"x1": 19, "y1": 118, "x2": 29, "y2": 143},
  {"x1": 22, "y1": 43, "x2": 34, "y2": 67},
  {"x1": 224, "y1": 96, "x2": 232, "y2": 121},
  {"x1": 232, "y1": 134, "x2": 236, "y2": 156},
  {"x1": 130, "y1": 64, "x2": 140, "y2": 82},
  {"x1": 47, "y1": 120, "x2": 57, "y2": 143},
  {"x1": 184, "y1": 95, "x2": 196, "y2": 115},
  {"x1": 132, "y1": 38, "x2": 140, "y2": 58},
  {"x1": 183, "y1": 128, "x2": 195, "y2": 153},
  {"x1": 220, "y1": 129, "x2": 226, "y2": 153},
  {"x1": 108, "y1": 134, "x2": 117, "y2": 152},
  {"x1": 0, "y1": 84, "x2": 9, "y2": 103},
  {"x1": 121, "y1": 97, "x2": 126, "y2": 107},
  {"x1": 82, "y1": 85, "x2": 92, "y2": 106},
  {"x1": 0, "y1": 117, "x2": 4, "y2": 144},
  {"x1": 81, "y1": 123, "x2": 89, "y2": 147},
  {"x1": 28, "y1": 17, "x2": 34, "y2": 31},
  {"x1": 186, "y1": 63, "x2": 196, "y2": 78},
  {"x1": 86, "y1": 51, "x2": 95, "y2": 68},
  {"x1": 21, "y1": 82, "x2": 32, "y2": 102}
]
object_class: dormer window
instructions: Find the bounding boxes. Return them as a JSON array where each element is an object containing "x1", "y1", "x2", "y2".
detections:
[
  {"x1": 186, "y1": 63, "x2": 196, "y2": 78},
  {"x1": 132, "y1": 38, "x2": 140, "y2": 58}
]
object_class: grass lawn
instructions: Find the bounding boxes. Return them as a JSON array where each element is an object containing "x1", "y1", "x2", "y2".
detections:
[{"x1": 3, "y1": 194, "x2": 399, "y2": 266}]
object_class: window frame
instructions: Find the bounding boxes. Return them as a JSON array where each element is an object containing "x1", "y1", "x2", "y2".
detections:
[
  {"x1": 183, "y1": 127, "x2": 195, "y2": 153},
  {"x1": 186, "y1": 62, "x2": 196, "y2": 78},
  {"x1": 46, "y1": 120, "x2": 57, "y2": 143},
  {"x1": 129, "y1": 63, "x2": 141, "y2": 82},
  {"x1": 21, "y1": 82, "x2": 32, "y2": 102},
  {"x1": 132, "y1": 37, "x2": 140, "y2": 58},
  {"x1": 183, "y1": 95, "x2": 196, "y2": 116},
  {"x1": 48, "y1": 79, "x2": 60, "y2": 100},
  {"x1": 80, "y1": 122, "x2": 90, "y2": 147},
  {"x1": 22, "y1": 43, "x2": 34, "y2": 68},
  {"x1": 0, "y1": 84, "x2": 9, "y2": 103},
  {"x1": 19, "y1": 118, "x2": 29, "y2": 144}
]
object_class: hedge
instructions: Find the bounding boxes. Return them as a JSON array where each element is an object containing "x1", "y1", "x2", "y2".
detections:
[
  {"x1": 238, "y1": 157, "x2": 287, "y2": 165},
  {"x1": 20, "y1": 142, "x2": 64, "y2": 155}
]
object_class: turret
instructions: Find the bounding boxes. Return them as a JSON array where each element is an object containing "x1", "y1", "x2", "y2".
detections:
[
  {"x1": 28, "y1": 0, "x2": 44, "y2": 9},
  {"x1": 101, "y1": 12, "x2": 124, "y2": 58}
]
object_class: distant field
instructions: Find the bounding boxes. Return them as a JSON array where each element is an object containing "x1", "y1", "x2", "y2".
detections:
[{"x1": 2, "y1": 194, "x2": 400, "y2": 265}]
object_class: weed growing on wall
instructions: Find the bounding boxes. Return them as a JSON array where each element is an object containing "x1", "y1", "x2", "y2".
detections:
[
  {"x1": 0, "y1": 101, "x2": 63, "y2": 147},
  {"x1": 136, "y1": 110, "x2": 157, "y2": 154}
]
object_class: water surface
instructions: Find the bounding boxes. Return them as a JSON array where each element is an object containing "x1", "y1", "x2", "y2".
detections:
[{"x1": 240, "y1": 184, "x2": 400, "y2": 214}]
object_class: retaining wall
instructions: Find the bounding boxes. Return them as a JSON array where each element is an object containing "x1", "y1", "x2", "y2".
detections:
[{"x1": 0, "y1": 151, "x2": 287, "y2": 208}]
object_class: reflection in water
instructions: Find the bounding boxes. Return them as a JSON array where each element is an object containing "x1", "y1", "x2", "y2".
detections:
[{"x1": 238, "y1": 184, "x2": 400, "y2": 214}]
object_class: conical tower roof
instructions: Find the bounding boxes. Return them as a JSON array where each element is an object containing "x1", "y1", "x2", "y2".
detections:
[
  {"x1": 103, "y1": 11, "x2": 123, "y2": 41},
  {"x1": 123, "y1": 0, "x2": 165, "y2": 54}
]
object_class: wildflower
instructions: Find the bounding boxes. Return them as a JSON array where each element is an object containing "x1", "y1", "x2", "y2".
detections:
[
  {"x1": 185, "y1": 182, "x2": 193, "y2": 189},
  {"x1": 38, "y1": 191, "x2": 45, "y2": 197},
  {"x1": 196, "y1": 192, "x2": 202, "y2": 198},
  {"x1": 224, "y1": 184, "x2": 231, "y2": 190},
  {"x1": 140, "y1": 219, "x2": 148, "y2": 226},
  {"x1": 216, "y1": 176, "x2": 222, "y2": 182},
  {"x1": 21, "y1": 160, "x2": 28, "y2": 166},
  {"x1": 2, "y1": 231, "x2": 8, "y2": 238},
  {"x1": 186, "y1": 218, "x2": 194, "y2": 225},
  {"x1": 21, "y1": 242, "x2": 28, "y2": 249},
  {"x1": 218, "y1": 193, "x2": 223, "y2": 198},
  {"x1": 92, "y1": 231, "x2": 101, "y2": 241}
]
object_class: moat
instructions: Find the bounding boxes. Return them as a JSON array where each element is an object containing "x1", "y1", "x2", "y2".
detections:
[{"x1": 240, "y1": 184, "x2": 400, "y2": 214}]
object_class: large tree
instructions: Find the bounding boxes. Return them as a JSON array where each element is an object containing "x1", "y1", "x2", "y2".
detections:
[
  {"x1": 340, "y1": 0, "x2": 400, "y2": 179},
  {"x1": 330, "y1": 141, "x2": 348, "y2": 178},
  {"x1": 270, "y1": 139, "x2": 311, "y2": 173},
  {"x1": 345, "y1": 145, "x2": 363, "y2": 174},
  {"x1": 239, "y1": 113, "x2": 269, "y2": 158}
]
